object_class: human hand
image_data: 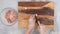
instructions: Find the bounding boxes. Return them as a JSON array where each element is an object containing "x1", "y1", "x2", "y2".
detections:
[
  {"x1": 38, "y1": 21, "x2": 46, "y2": 34},
  {"x1": 28, "y1": 14, "x2": 36, "y2": 29}
]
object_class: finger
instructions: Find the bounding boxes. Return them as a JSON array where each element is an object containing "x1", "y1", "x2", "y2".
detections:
[
  {"x1": 38, "y1": 21, "x2": 41, "y2": 26},
  {"x1": 30, "y1": 14, "x2": 36, "y2": 19},
  {"x1": 32, "y1": 14, "x2": 36, "y2": 18}
]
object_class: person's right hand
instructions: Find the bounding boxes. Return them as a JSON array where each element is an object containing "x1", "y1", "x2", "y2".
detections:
[{"x1": 38, "y1": 21, "x2": 47, "y2": 34}]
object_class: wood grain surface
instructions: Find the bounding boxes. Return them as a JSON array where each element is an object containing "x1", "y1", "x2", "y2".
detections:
[{"x1": 18, "y1": 2, "x2": 54, "y2": 29}]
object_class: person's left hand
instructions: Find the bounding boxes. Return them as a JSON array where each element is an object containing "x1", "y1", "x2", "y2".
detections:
[{"x1": 28, "y1": 14, "x2": 36, "y2": 29}]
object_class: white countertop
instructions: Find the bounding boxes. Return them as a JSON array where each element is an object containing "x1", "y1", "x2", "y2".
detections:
[{"x1": 0, "y1": 0, "x2": 18, "y2": 34}]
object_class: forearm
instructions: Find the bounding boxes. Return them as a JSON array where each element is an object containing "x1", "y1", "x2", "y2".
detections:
[
  {"x1": 39, "y1": 30, "x2": 47, "y2": 34},
  {"x1": 38, "y1": 24, "x2": 47, "y2": 34},
  {"x1": 25, "y1": 28, "x2": 32, "y2": 34}
]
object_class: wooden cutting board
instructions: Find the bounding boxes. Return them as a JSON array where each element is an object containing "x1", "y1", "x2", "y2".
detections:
[{"x1": 18, "y1": 2, "x2": 54, "y2": 29}]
